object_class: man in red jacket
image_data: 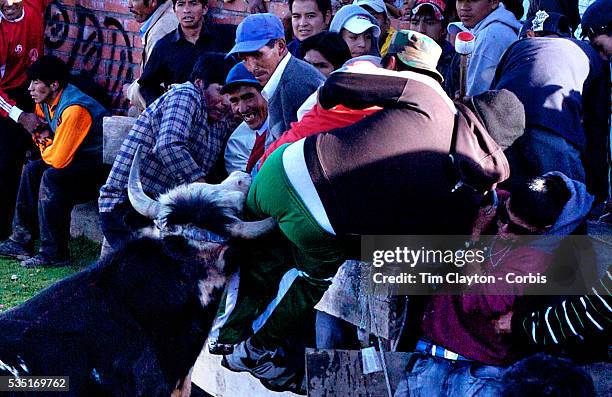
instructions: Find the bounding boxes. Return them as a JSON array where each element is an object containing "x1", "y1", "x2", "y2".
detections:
[{"x1": 0, "y1": 0, "x2": 53, "y2": 239}]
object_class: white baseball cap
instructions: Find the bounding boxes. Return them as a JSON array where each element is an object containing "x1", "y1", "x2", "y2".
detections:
[
  {"x1": 354, "y1": 0, "x2": 389, "y2": 15},
  {"x1": 344, "y1": 14, "x2": 381, "y2": 37}
]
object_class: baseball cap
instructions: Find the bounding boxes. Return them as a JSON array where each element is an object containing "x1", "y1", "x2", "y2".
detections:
[
  {"x1": 227, "y1": 13, "x2": 285, "y2": 57},
  {"x1": 386, "y1": 30, "x2": 443, "y2": 82},
  {"x1": 344, "y1": 14, "x2": 382, "y2": 36},
  {"x1": 581, "y1": 0, "x2": 612, "y2": 39},
  {"x1": 411, "y1": 0, "x2": 446, "y2": 21},
  {"x1": 354, "y1": 0, "x2": 388, "y2": 16},
  {"x1": 220, "y1": 62, "x2": 261, "y2": 94},
  {"x1": 519, "y1": 10, "x2": 571, "y2": 38}
]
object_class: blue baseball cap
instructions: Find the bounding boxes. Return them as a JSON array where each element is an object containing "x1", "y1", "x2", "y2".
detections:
[
  {"x1": 227, "y1": 13, "x2": 285, "y2": 58},
  {"x1": 220, "y1": 62, "x2": 261, "y2": 94}
]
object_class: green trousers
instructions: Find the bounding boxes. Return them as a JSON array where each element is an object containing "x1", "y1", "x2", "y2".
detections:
[{"x1": 218, "y1": 144, "x2": 346, "y2": 348}]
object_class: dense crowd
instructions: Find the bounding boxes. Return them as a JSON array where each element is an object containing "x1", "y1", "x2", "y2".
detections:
[{"x1": 0, "y1": 0, "x2": 611, "y2": 395}]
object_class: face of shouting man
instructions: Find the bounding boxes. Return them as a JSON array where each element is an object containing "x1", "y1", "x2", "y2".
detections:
[{"x1": 174, "y1": 0, "x2": 207, "y2": 30}]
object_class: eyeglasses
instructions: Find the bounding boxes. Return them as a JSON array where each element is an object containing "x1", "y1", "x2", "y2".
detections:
[
  {"x1": 583, "y1": 23, "x2": 612, "y2": 41},
  {"x1": 497, "y1": 203, "x2": 535, "y2": 235}
]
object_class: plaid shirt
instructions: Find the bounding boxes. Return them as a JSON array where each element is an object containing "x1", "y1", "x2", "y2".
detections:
[{"x1": 99, "y1": 82, "x2": 231, "y2": 213}]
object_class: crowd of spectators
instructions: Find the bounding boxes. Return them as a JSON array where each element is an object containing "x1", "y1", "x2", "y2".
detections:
[{"x1": 0, "y1": 0, "x2": 611, "y2": 395}]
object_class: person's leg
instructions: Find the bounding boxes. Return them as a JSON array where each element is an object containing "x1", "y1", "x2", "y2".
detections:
[
  {"x1": 0, "y1": 159, "x2": 48, "y2": 259},
  {"x1": 0, "y1": 87, "x2": 35, "y2": 240},
  {"x1": 35, "y1": 159, "x2": 104, "y2": 262},
  {"x1": 447, "y1": 362, "x2": 505, "y2": 397}
]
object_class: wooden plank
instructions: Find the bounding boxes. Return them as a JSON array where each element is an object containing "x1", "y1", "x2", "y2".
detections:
[
  {"x1": 103, "y1": 116, "x2": 136, "y2": 165},
  {"x1": 306, "y1": 349, "x2": 413, "y2": 397}
]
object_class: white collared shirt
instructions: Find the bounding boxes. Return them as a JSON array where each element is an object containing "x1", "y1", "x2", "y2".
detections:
[
  {"x1": 224, "y1": 117, "x2": 272, "y2": 174},
  {"x1": 261, "y1": 52, "x2": 292, "y2": 101}
]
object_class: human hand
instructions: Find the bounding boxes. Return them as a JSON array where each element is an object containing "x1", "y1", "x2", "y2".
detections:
[
  {"x1": 18, "y1": 112, "x2": 44, "y2": 133},
  {"x1": 493, "y1": 311, "x2": 513, "y2": 334}
]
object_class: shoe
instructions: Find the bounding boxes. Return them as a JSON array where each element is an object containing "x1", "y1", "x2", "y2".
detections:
[
  {"x1": 209, "y1": 339, "x2": 234, "y2": 355},
  {"x1": 0, "y1": 239, "x2": 33, "y2": 260},
  {"x1": 20, "y1": 254, "x2": 71, "y2": 268}
]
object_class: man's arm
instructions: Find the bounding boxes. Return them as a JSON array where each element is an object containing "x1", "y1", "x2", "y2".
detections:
[
  {"x1": 153, "y1": 88, "x2": 207, "y2": 184},
  {"x1": 38, "y1": 105, "x2": 93, "y2": 168}
]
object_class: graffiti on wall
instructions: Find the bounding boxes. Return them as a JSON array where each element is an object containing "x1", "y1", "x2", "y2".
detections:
[{"x1": 45, "y1": 1, "x2": 136, "y2": 111}]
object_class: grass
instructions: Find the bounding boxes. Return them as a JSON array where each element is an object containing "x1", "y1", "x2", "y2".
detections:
[{"x1": 0, "y1": 237, "x2": 100, "y2": 313}]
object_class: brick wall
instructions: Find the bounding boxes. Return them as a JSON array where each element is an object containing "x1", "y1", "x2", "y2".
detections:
[{"x1": 44, "y1": 0, "x2": 289, "y2": 114}]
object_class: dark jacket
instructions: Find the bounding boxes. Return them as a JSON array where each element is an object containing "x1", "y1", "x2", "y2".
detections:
[
  {"x1": 492, "y1": 37, "x2": 610, "y2": 196},
  {"x1": 138, "y1": 23, "x2": 236, "y2": 105},
  {"x1": 306, "y1": 70, "x2": 510, "y2": 235}
]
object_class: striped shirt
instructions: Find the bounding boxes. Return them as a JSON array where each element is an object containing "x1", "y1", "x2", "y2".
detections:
[
  {"x1": 519, "y1": 268, "x2": 612, "y2": 346},
  {"x1": 99, "y1": 82, "x2": 231, "y2": 213}
]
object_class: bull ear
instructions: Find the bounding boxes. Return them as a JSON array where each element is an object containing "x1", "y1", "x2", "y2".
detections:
[
  {"x1": 226, "y1": 218, "x2": 277, "y2": 239},
  {"x1": 128, "y1": 145, "x2": 162, "y2": 219}
]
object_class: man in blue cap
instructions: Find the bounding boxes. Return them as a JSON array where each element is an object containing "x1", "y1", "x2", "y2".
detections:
[
  {"x1": 222, "y1": 63, "x2": 272, "y2": 174},
  {"x1": 227, "y1": 13, "x2": 325, "y2": 138}
]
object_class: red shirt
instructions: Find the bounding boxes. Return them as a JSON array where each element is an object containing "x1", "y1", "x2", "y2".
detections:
[
  {"x1": 0, "y1": 0, "x2": 51, "y2": 118},
  {"x1": 258, "y1": 103, "x2": 381, "y2": 168}
]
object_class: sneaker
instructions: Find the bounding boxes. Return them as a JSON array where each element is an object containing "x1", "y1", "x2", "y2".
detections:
[
  {"x1": 20, "y1": 254, "x2": 71, "y2": 268},
  {"x1": 0, "y1": 239, "x2": 33, "y2": 260},
  {"x1": 208, "y1": 339, "x2": 234, "y2": 355}
]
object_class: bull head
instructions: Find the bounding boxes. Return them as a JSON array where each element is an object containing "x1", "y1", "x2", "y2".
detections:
[{"x1": 128, "y1": 145, "x2": 277, "y2": 241}]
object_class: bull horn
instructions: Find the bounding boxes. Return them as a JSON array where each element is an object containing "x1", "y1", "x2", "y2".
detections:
[
  {"x1": 128, "y1": 145, "x2": 162, "y2": 219},
  {"x1": 227, "y1": 218, "x2": 277, "y2": 239}
]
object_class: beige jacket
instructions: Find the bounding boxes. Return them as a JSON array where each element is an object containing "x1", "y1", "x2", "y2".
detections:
[{"x1": 126, "y1": 0, "x2": 178, "y2": 111}]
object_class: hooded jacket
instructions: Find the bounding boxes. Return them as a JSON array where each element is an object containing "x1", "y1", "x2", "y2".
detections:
[
  {"x1": 329, "y1": 5, "x2": 381, "y2": 56},
  {"x1": 303, "y1": 68, "x2": 510, "y2": 235},
  {"x1": 422, "y1": 173, "x2": 594, "y2": 366},
  {"x1": 457, "y1": 3, "x2": 521, "y2": 96}
]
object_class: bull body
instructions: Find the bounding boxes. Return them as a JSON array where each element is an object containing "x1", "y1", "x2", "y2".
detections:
[{"x1": 0, "y1": 236, "x2": 230, "y2": 396}]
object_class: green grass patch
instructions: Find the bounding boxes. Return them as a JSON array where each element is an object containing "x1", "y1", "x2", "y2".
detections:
[{"x1": 0, "y1": 237, "x2": 100, "y2": 313}]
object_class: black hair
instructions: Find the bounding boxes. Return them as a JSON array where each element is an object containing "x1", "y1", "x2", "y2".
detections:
[
  {"x1": 299, "y1": 31, "x2": 352, "y2": 70},
  {"x1": 502, "y1": 353, "x2": 595, "y2": 397},
  {"x1": 27, "y1": 55, "x2": 70, "y2": 89},
  {"x1": 172, "y1": 0, "x2": 208, "y2": 6},
  {"x1": 288, "y1": 0, "x2": 332, "y2": 16},
  {"x1": 190, "y1": 53, "x2": 235, "y2": 86},
  {"x1": 509, "y1": 174, "x2": 571, "y2": 229}
]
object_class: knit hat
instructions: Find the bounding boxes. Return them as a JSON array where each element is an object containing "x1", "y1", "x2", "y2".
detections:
[
  {"x1": 411, "y1": 0, "x2": 446, "y2": 21},
  {"x1": 470, "y1": 90, "x2": 525, "y2": 150},
  {"x1": 581, "y1": 0, "x2": 612, "y2": 38},
  {"x1": 386, "y1": 30, "x2": 443, "y2": 82},
  {"x1": 519, "y1": 10, "x2": 572, "y2": 38}
]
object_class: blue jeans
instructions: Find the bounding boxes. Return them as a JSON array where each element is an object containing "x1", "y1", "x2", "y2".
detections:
[{"x1": 393, "y1": 354, "x2": 504, "y2": 397}]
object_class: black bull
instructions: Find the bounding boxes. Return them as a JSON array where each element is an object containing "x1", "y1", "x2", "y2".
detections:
[{"x1": 0, "y1": 236, "x2": 233, "y2": 397}]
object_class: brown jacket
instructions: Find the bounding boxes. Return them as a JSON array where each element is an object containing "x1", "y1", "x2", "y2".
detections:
[{"x1": 306, "y1": 70, "x2": 510, "y2": 235}]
